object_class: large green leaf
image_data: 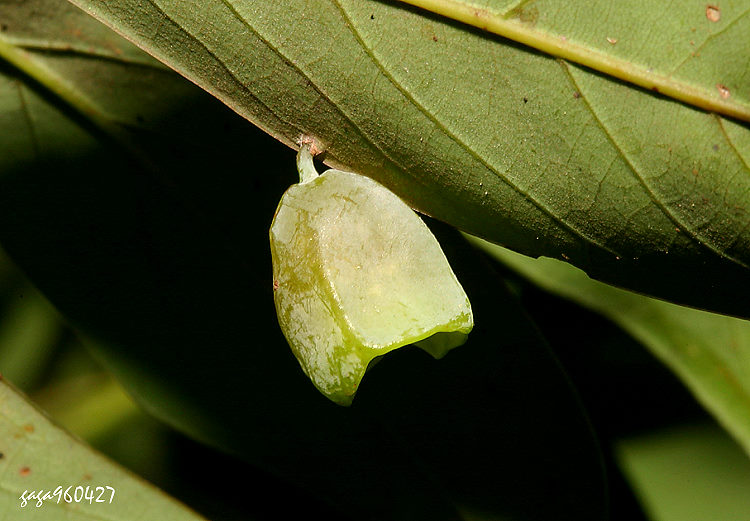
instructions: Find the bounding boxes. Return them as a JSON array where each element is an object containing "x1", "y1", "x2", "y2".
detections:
[
  {"x1": 471, "y1": 236, "x2": 750, "y2": 456},
  {"x1": 0, "y1": 379, "x2": 206, "y2": 520},
  {"x1": 64, "y1": 0, "x2": 750, "y2": 317},
  {"x1": 0, "y1": 2, "x2": 607, "y2": 519}
]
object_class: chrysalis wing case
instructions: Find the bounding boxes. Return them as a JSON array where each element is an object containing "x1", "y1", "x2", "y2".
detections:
[{"x1": 270, "y1": 143, "x2": 473, "y2": 405}]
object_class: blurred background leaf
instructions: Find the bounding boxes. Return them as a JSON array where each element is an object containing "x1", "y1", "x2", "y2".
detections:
[
  {"x1": 0, "y1": 376, "x2": 207, "y2": 521},
  {"x1": 616, "y1": 423, "x2": 750, "y2": 521},
  {"x1": 472, "y1": 237, "x2": 750, "y2": 457}
]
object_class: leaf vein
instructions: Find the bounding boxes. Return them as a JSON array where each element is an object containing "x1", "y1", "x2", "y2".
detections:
[
  {"x1": 499, "y1": 0, "x2": 536, "y2": 18},
  {"x1": 562, "y1": 61, "x2": 750, "y2": 269},
  {"x1": 716, "y1": 115, "x2": 750, "y2": 174},
  {"x1": 669, "y1": 7, "x2": 750, "y2": 76}
]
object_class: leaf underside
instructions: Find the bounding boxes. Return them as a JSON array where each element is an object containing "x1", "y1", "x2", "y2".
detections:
[{"x1": 63, "y1": 0, "x2": 750, "y2": 318}]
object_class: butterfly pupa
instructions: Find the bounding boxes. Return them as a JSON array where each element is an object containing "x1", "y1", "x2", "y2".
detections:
[{"x1": 270, "y1": 143, "x2": 473, "y2": 405}]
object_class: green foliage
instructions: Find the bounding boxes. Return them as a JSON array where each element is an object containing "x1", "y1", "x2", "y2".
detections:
[
  {"x1": 616, "y1": 424, "x2": 750, "y2": 521},
  {"x1": 1, "y1": 0, "x2": 749, "y2": 519}
]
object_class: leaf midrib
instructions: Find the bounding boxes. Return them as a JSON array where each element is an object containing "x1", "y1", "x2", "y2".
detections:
[{"x1": 395, "y1": 0, "x2": 750, "y2": 122}]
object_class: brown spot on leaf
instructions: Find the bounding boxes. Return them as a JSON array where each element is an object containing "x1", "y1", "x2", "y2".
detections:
[
  {"x1": 0, "y1": 452, "x2": 4, "y2": 459},
  {"x1": 19, "y1": 466, "x2": 31, "y2": 477},
  {"x1": 606, "y1": 37, "x2": 618, "y2": 44},
  {"x1": 573, "y1": 91, "x2": 581, "y2": 99},
  {"x1": 509, "y1": 5, "x2": 539, "y2": 25},
  {"x1": 523, "y1": 97, "x2": 528, "y2": 103},
  {"x1": 23, "y1": 424, "x2": 34, "y2": 433},
  {"x1": 706, "y1": 5, "x2": 720, "y2": 22},
  {"x1": 83, "y1": 473, "x2": 92, "y2": 480},
  {"x1": 273, "y1": 279, "x2": 280, "y2": 291},
  {"x1": 716, "y1": 83, "x2": 730, "y2": 99},
  {"x1": 0, "y1": 24, "x2": 8, "y2": 32},
  {"x1": 420, "y1": 24, "x2": 437, "y2": 41}
]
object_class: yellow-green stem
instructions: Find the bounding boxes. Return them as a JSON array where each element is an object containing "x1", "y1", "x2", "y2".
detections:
[{"x1": 397, "y1": 0, "x2": 750, "y2": 122}]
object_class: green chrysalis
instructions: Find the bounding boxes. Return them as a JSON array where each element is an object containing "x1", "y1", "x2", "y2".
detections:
[{"x1": 270, "y1": 142, "x2": 473, "y2": 405}]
